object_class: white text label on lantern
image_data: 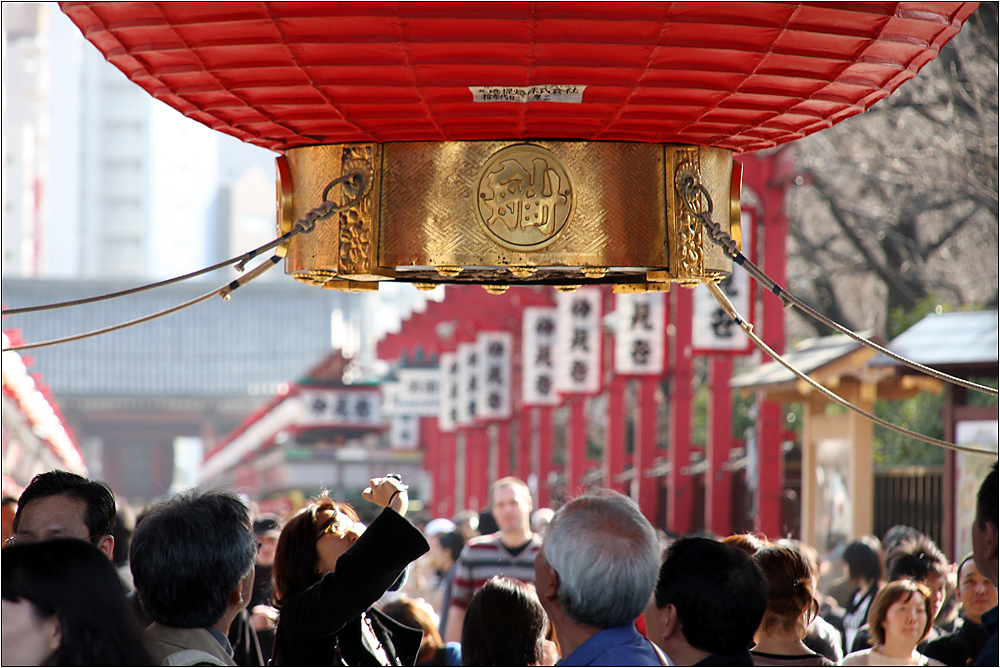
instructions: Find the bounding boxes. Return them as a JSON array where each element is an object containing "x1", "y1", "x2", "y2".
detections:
[{"x1": 470, "y1": 85, "x2": 587, "y2": 103}]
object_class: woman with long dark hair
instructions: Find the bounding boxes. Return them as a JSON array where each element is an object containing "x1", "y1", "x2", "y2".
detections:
[
  {"x1": 270, "y1": 475, "x2": 429, "y2": 666},
  {"x1": 461, "y1": 576, "x2": 550, "y2": 666},
  {"x1": 1, "y1": 538, "x2": 152, "y2": 666}
]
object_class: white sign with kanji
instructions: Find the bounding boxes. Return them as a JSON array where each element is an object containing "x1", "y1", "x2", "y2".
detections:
[
  {"x1": 522, "y1": 307, "x2": 560, "y2": 406},
  {"x1": 298, "y1": 389, "x2": 381, "y2": 426},
  {"x1": 438, "y1": 352, "x2": 459, "y2": 433},
  {"x1": 476, "y1": 331, "x2": 512, "y2": 419},
  {"x1": 555, "y1": 287, "x2": 603, "y2": 394},
  {"x1": 390, "y1": 414, "x2": 420, "y2": 449},
  {"x1": 383, "y1": 368, "x2": 440, "y2": 417},
  {"x1": 692, "y1": 211, "x2": 753, "y2": 353},
  {"x1": 615, "y1": 292, "x2": 666, "y2": 374},
  {"x1": 455, "y1": 342, "x2": 478, "y2": 427}
]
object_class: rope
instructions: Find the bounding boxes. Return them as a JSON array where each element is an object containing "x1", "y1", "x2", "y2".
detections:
[
  {"x1": 2, "y1": 256, "x2": 282, "y2": 353},
  {"x1": 2, "y1": 169, "x2": 367, "y2": 316},
  {"x1": 2, "y1": 232, "x2": 297, "y2": 315},
  {"x1": 678, "y1": 176, "x2": 998, "y2": 399},
  {"x1": 706, "y1": 283, "x2": 997, "y2": 457}
]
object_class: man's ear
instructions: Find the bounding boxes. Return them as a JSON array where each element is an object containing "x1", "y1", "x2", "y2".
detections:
[
  {"x1": 44, "y1": 614, "x2": 62, "y2": 655},
  {"x1": 96, "y1": 535, "x2": 115, "y2": 561},
  {"x1": 662, "y1": 603, "x2": 680, "y2": 640},
  {"x1": 985, "y1": 521, "x2": 999, "y2": 561},
  {"x1": 232, "y1": 570, "x2": 255, "y2": 611},
  {"x1": 541, "y1": 563, "x2": 560, "y2": 601}
]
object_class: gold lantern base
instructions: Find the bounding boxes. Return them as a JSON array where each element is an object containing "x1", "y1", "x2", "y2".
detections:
[{"x1": 277, "y1": 141, "x2": 741, "y2": 293}]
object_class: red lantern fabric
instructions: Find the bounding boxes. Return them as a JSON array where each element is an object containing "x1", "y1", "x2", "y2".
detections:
[{"x1": 59, "y1": 2, "x2": 976, "y2": 153}]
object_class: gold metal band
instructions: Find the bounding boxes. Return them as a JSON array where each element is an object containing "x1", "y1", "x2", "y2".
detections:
[{"x1": 277, "y1": 141, "x2": 741, "y2": 292}]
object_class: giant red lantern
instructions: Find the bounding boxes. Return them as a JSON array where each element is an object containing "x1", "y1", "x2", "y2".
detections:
[{"x1": 61, "y1": 2, "x2": 976, "y2": 291}]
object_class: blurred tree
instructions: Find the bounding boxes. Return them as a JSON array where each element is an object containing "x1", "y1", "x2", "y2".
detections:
[
  {"x1": 784, "y1": 3, "x2": 999, "y2": 340},
  {"x1": 873, "y1": 391, "x2": 946, "y2": 467}
]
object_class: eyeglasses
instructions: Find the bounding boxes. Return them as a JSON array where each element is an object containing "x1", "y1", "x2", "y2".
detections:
[{"x1": 316, "y1": 513, "x2": 364, "y2": 541}]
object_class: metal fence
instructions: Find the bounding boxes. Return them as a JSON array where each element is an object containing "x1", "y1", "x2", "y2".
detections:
[{"x1": 873, "y1": 466, "x2": 944, "y2": 548}]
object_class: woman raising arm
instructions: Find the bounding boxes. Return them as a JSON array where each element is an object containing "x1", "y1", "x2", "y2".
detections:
[{"x1": 272, "y1": 475, "x2": 429, "y2": 666}]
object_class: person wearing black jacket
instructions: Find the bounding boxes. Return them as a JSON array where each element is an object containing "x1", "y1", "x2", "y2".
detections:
[{"x1": 271, "y1": 476, "x2": 429, "y2": 666}]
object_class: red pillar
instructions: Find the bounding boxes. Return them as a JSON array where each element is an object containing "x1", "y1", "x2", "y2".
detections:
[
  {"x1": 636, "y1": 378, "x2": 659, "y2": 521},
  {"x1": 462, "y1": 428, "x2": 478, "y2": 511},
  {"x1": 668, "y1": 287, "x2": 694, "y2": 534},
  {"x1": 747, "y1": 148, "x2": 793, "y2": 539},
  {"x1": 538, "y1": 407, "x2": 554, "y2": 508},
  {"x1": 605, "y1": 378, "x2": 627, "y2": 493},
  {"x1": 472, "y1": 427, "x2": 491, "y2": 511},
  {"x1": 495, "y1": 421, "x2": 511, "y2": 479},
  {"x1": 517, "y1": 410, "x2": 533, "y2": 482},
  {"x1": 439, "y1": 431, "x2": 456, "y2": 517},
  {"x1": 421, "y1": 416, "x2": 441, "y2": 514},
  {"x1": 567, "y1": 397, "x2": 588, "y2": 500},
  {"x1": 706, "y1": 356, "x2": 734, "y2": 536}
]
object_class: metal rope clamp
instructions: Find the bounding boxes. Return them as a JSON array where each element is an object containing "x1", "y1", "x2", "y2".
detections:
[{"x1": 276, "y1": 142, "x2": 743, "y2": 293}]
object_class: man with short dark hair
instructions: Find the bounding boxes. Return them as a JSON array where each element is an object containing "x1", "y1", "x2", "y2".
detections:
[
  {"x1": 11, "y1": 470, "x2": 116, "y2": 559},
  {"x1": 645, "y1": 536, "x2": 768, "y2": 666},
  {"x1": 444, "y1": 476, "x2": 541, "y2": 643},
  {"x1": 535, "y1": 490, "x2": 662, "y2": 666},
  {"x1": 131, "y1": 489, "x2": 258, "y2": 666},
  {"x1": 973, "y1": 462, "x2": 998, "y2": 667},
  {"x1": 924, "y1": 554, "x2": 998, "y2": 666}
]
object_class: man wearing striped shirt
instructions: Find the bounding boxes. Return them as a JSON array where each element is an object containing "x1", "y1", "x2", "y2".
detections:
[{"x1": 444, "y1": 477, "x2": 541, "y2": 643}]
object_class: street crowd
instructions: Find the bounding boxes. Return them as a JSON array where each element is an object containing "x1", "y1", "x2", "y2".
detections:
[{"x1": 2, "y1": 464, "x2": 997, "y2": 667}]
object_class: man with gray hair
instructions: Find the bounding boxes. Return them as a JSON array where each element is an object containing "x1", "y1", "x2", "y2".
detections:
[
  {"x1": 534, "y1": 490, "x2": 664, "y2": 666},
  {"x1": 130, "y1": 490, "x2": 258, "y2": 666}
]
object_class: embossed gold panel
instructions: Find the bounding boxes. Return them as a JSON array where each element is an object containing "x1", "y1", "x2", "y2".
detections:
[{"x1": 278, "y1": 141, "x2": 740, "y2": 290}]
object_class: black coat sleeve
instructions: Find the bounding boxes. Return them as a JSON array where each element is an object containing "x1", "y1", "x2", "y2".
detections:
[{"x1": 277, "y1": 507, "x2": 429, "y2": 643}]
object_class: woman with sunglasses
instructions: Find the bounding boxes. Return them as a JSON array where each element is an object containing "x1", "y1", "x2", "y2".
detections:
[{"x1": 271, "y1": 475, "x2": 429, "y2": 666}]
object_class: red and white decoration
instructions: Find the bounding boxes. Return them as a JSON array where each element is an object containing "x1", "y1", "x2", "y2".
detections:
[
  {"x1": 615, "y1": 292, "x2": 666, "y2": 375},
  {"x1": 555, "y1": 287, "x2": 603, "y2": 395},
  {"x1": 476, "y1": 332, "x2": 512, "y2": 420},
  {"x1": 522, "y1": 307, "x2": 560, "y2": 406},
  {"x1": 438, "y1": 352, "x2": 460, "y2": 433},
  {"x1": 693, "y1": 211, "x2": 754, "y2": 353}
]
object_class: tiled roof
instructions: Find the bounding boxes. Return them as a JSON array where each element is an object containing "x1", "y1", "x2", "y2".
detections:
[
  {"x1": 730, "y1": 332, "x2": 863, "y2": 389},
  {"x1": 2, "y1": 278, "x2": 351, "y2": 398},
  {"x1": 869, "y1": 310, "x2": 999, "y2": 368}
]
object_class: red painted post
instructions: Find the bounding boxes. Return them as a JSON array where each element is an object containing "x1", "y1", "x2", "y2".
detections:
[
  {"x1": 518, "y1": 410, "x2": 533, "y2": 482},
  {"x1": 538, "y1": 407, "x2": 554, "y2": 508},
  {"x1": 706, "y1": 356, "x2": 734, "y2": 536},
  {"x1": 421, "y1": 416, "x2": 440, "y2": 514},
  {"x1": 606, "y1": 378, "x2": 627, "y2": 493},
  {"x1": 439, "y1": 431, "x2": 456, "y2": 517},
  {"x1": 668, "y1": 287, "x2": 694, "y2": 534},
  {"x1": 473, "y1": 427, "x2": 490, "y2": 511},
  {"x1": 496, "y1": 421, "x2": 511, "y2": 479},
  {"x1": 567, "y1": 397, "x2": 588, "y2": 500},
  {"x1": 636, "y1": 378, "x2": 659, "y2": 521},
  {"x1": 463, "y1": 428, "x2": 478, "y2": 512},
  {"x1": 747, "y1": 148, "x2": 792, "y2": 538}
]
